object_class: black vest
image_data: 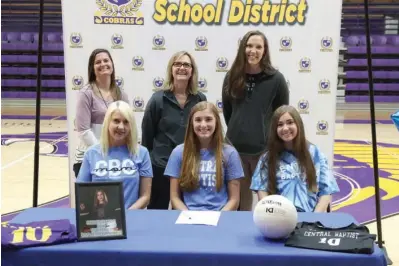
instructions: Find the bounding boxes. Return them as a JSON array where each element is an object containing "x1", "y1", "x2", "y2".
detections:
[{"x1": 285, "y1": 222, "x2": 376, "y2": 254}]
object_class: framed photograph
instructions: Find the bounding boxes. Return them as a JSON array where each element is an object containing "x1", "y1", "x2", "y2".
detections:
[{"x1": 75, "y1": 181, "x2": 127, "y2": 241}]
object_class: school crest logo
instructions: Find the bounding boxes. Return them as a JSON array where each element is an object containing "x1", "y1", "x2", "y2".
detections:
[
  {"x1": 115, "y1": 76, "x2": 124, "y2": 89},
  {"x1": 94, "y1": 0, "x2": 144, "y2": 25},
  {"x1": 279, "y1": 36, "x2": 292, "y2": 52},
  {"x1": 297, "y1": 99, "x2": 309, "y2": 114},
  {"x1": 132, "y1": 56, "x2": 144, "y2": 71},
  {"x1": 198, "y1": 77, "x2": 207, "y2": 92},
  {"x1": 111, "y1": 33, "x2": 124, "y2": 49},
  {"x1": 216, "y1": 57, "x2": 229, "y2": 72},
  {"x1": 133, "y1": 97, "x2": 145, "y2": 112},
  {"x1": 69, "y1": 33, "x2": 83, "y2": 48},
  {"x1": 316, "y1": 120, "x2": 329, "y2": 135},
  {"x1": 72, "y1": 76, "x2": 84, "y2": 90},
  {"x1": 216, "y1": 100, "x2": 223, "y2": 112},
  {"x1": 153, "y1": 77, "x2": 165, "y2": 91},
  {"x1": 320, "y1": 36, "x2": 333, "y2": 52},
  {"x1": 195, "y1": 36, "x2": 208, "y2": 51}
]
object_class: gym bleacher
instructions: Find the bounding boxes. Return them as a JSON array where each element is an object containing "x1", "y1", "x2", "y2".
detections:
[
  {"x1": 339, "y1": 0, "x2": 399, "y2": 103},
  {"x1": 1, "y1": 0, "x2": 399, "y2": 103},
  {"x1": 1, "y1": 0, "x2": 65, "y2": 99}
]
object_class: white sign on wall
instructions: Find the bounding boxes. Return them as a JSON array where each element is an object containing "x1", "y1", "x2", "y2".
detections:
[{"x1": 61, "y1": 0, "x2": 342, "y2": 206}]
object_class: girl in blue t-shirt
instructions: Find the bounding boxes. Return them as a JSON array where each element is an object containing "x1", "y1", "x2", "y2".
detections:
[
  {"x1": 164, "y1": 102, "x2": 244, "y2": 211},
  {"x1": 250, "y1": 105, "x2": 340, "y2": 212},
  {"x1": 77, "y1": 101, "x2": 153, "y2": 210}
]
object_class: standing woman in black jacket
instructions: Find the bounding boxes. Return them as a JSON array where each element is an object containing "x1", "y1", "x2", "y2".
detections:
[
  {"x1": 222, "y1": 30, "x2": 289, "y2": 211},
  {"x1": 141, "y1": 51, "x2": 207, "y2": 210}
]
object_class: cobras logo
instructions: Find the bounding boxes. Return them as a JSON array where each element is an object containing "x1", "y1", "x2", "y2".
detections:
[{"x1": 94, "y1": 0, "x2": 144, "y2": 25}]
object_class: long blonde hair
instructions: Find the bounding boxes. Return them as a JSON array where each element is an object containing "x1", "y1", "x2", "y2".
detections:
[
  {"x1": 179, "y1": 102, "x2": 225, "y2": 192},
  {"x1": 165, "y1": 51, "x2": 199, "y2": 95},
  {"x1": 100, "y1": 101, "x2": 138, "y2": 156}
]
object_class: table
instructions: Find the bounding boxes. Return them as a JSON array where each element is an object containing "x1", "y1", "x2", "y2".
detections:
[{"x1": 2, "y1": 208, "x2": 387, "y2": 266}]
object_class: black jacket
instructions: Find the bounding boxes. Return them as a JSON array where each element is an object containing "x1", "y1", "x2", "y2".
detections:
[
  {"x1": 222, "y1": 70, "x2": 289, "y2": 156},
  {"x1": 141, "y1": 90, "x2": 207, "y2": 168}
]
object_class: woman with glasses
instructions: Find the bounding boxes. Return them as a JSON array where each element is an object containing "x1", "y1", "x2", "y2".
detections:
[{"x1": 141, "y1": 51, "x2": 207, "y2": 210}]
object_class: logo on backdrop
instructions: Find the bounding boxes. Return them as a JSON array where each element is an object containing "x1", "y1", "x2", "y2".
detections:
[
  {"x1": 152, "y1": 0, "x2": 308, "y2": 26},
  {"x1": 115, "y1": 76, "x2": 124, "y2": 90},
  {"x1": 94, "y1": 0, "x2": 144, "y2": 25},
  {"x1": 195, "y1": 36, "x2": 208, "y2": 51},
  {"x1": 198, "y1": 77, "x2": 208, "y2": 92},
  {"x1": 279, "y1": 37, "x2": 292, "y2": 52},
  {"x1": 111, "y1": 34, "x2": 124, "y2": 49},
  {"x1": 299, "y1": 57, "x2": 311, "y2": 72},
  {"x1": 316, "y1": 120, "x2": 329, "y2": 135},
  {"x1": 152, "y1": 35, "x2": 166, "y2": 50},
  {"x1": 133, "y1": 97, "x2": 145, "y2": 112},
  {"x1": 152, "y1": 35, "x2": 165, "y2": 50},
  {"x1": 216, "y1": 57, "x2": 229, "y2": 72},
  {"x1": 132, "y1": 56, "x2": 144, "y2": 71},
  {"x1": 153, "y1": 77, "x2": 165, "y2": 91},
  {"x1": 297, "y1": 99, "x2": 309, "y2": 114},
  {"x1": 216, "y1": 100, "x2": 223, "y2": 112},
  {"x1": 320, "y1": 37, "x2": 333, "y2": 52},
  {"x1": 72, "y1": 76, "x2": 84, "y2": 90},
  {"x1": 318, "y1": 79, "x2": 331, "y2": 94},
  {"x1": 69, "y1": 33, "x2": 83, "y2": 48}
]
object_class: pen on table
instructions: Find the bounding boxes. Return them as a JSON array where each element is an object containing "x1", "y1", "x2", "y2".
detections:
[{"x1": 182, "y1": 211, "x2": 192, "y2": 220}]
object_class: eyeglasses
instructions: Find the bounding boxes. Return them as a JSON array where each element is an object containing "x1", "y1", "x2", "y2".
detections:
[{"x1": 173, "y1": 62, "x2": 192, "y2": 69}]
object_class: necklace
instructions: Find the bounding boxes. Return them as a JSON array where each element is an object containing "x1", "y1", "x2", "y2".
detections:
[{"x1": 96, "y1": 83, "x2": 115, "y2": 108}]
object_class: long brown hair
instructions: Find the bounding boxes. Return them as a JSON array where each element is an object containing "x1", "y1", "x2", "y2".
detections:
[
  {"x1": 87, "y1": 48, "x2": 122, "y2": 100},
  {"x1": 179, "y1": 102, "x2": 225, "y2": 192},
  {"x1": 261, "y1": 105, "x2": 317, "y2": 194},
  {"x1": 225, "y1": 30, "x2": 275, "y2": 99}
]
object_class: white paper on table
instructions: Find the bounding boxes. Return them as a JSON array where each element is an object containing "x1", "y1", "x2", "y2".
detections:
[{"x1": 175, "y1": 210, "x2": 221, "y2": 226}]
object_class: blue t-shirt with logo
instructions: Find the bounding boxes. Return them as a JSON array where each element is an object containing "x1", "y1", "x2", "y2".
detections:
[
  {"x1": 77, "y1": 144, "x2": 153, "y2": 209},
  {"x1": 164, "y1": 144, "x2": 244, "y2": 211},
  {"x1": 250, "y1": 144, "x2": 340, "y2": 212}
]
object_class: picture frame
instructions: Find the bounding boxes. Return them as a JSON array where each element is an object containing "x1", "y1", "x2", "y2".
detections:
[{"x1": 75, "y1": 181, "x2": 127, "y2": 242}]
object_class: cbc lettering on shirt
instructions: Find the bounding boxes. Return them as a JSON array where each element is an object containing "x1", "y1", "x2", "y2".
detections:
[{"x1": 93, "y1": 159, "x2": 138, "y2": 177}]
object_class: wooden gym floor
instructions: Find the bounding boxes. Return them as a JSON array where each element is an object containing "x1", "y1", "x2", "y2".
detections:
[{"x1": 1, "y1": 99, "x2": 398, "y2": 263}]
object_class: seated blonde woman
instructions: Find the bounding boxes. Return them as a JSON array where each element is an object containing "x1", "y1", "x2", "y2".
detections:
[{"x1": 77, "y1": 101, "x2": 153, "y2": 210}]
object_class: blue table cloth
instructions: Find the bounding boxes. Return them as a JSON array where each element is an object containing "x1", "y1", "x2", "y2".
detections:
[{"x1": 2, "y1": 208, "x2": 387, "y2": 266}]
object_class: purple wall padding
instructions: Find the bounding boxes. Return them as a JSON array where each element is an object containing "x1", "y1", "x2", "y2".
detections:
[
  {"x1": 346, "y1": 95, "x2": 399, "y2": 103},
  {"x1": 1, "y1": 91, "x2": 66, "y2": 99}
]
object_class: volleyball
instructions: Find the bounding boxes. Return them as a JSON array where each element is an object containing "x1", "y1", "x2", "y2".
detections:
[{"x1": 253, "y1": 195, "x2": 298, "y2": 239}]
